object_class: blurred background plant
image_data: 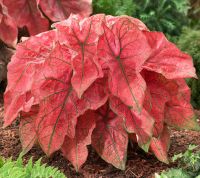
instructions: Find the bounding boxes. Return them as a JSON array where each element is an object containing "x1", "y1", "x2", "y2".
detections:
[
  {"x1": 188, "y1": 0, "x2": 200, "y2": 29},
  {"x1": 177, "y1": 28, "x2": 200, "y2": 109},
  {"x1": 93, "y1": 0, "x2": 136, "y2": 16}
]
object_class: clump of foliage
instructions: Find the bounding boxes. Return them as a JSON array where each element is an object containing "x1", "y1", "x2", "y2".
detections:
[
  {"x1": 3, "y1": 14, "x2": 199, "y2": 171},
  {"x1": 188, "y1": 0, "x2": 200, "y2": 29},
  {"x1": 93, "y1": 0, "x2": 190, "y2": 37},
  {"x1": 0, "y1": 154, "x2": 65, "y2": 178},
  {"x1": 177, "y1": 28, "x2": 200, "y2": 109},
  {"x1": 155, "y1": 145, "x2": 200, "y2": 178},
  {"x1": 0, "y1": 0, "x2": 92, "y2": 47}
]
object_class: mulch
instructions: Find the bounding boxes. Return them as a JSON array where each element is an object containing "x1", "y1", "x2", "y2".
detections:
[{"x1": 0, "y1": 92, "x2": 200, "y2": 178}]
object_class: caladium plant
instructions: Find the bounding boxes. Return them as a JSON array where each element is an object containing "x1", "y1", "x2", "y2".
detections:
[
  {"x1": 3, "y1": 14, "x2": 200, "y2": 170},
  {"x1": 0, "y1": 0, "x2": 92, "y2": 47}
]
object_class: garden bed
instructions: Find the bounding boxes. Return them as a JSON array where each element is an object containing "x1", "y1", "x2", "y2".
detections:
[{"x1": 0, "y1": 93, "x2": 200, "y2": 178}]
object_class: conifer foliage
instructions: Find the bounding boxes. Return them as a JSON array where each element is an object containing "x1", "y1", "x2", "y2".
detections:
[{"x1": 4, "y1": 14, "x2": 199, "y2": 170}]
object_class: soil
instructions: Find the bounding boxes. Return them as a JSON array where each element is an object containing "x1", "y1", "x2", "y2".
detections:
[
  {"x1": 0, "y1": 42, "x2": 15, "y2": 83},
  {"x1": 0, "y1": 92, "x2": 200, "y2": 178}
]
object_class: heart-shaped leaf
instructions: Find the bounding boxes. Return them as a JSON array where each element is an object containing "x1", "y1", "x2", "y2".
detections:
[
  {"x1": 4, "y1": 0, "x2": 49, "y2": 35},
  {"x1": 110, "y1": 96, "x2": 154, "y2": 152},
  {"x1": 150, "y1": 126, "x2": 170, "y2": 164},
  {"x1": 143, "y1": 31, "x2": 197, "y2": 79},
  {"x1": 61, "y1": 110, "x2": 96, "y2": 171},
  {"x1": 39, "y1": 0, "x2": 92, "y2": 22},
  {"x1": 98, "y1": 18, "x2": 151, "y2": 113},
  {"x1": 0, "y1": 2, "x2": 17, "y2": 47},
  {"x1": 55, "y1": 15, "x2": 104, "y2": 98},
  {"x1": 92, "y1": 103, "x2": 128, "y2": 170},
  {"x1": 19, "y1": 105, "x2": 39, "y2": 154},
  {"x1": 3, "y1": 30, "x2": 57, "y2": 127},
  {"x1": 33, "y1": 42, "x2": 107, "y2": 155}
]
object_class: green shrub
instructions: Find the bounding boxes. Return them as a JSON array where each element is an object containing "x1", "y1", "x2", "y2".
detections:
[
  {"x1": 177, "y1": 28, "x2": 200, "y2": 109},
  {"x1": 93, "y1": 0, "x2": 190, "y2": 37},
  {"x1": 188, "y1": 0, "x2": 200, "y2": 29},
  {"x1": 0, "y1": 154, "x2": 66, "y2": 178},
  {"x1": 155, "y1": 145, "x2": 200, "y2": 178},
  {"x1": 92, "y1": 0, "x2": 136, "y2": 16}
]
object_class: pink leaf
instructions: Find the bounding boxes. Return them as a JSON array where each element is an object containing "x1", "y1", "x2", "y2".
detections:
[
  {"x1": 35, "y1": 76, "x2": 108, "y2": 156},
  {"x1": 127, "y1": 16, "x2": 149, "y2": 31},
  {"x1": 55, "y1": 15, "x2": 104, "y2": 98},
  {"x1": 150, "y1": 126, "x2": 170, "y2": 164},
  {"x1": 38, "y1": 0, "x2": 92, "y2": 22},
  {"x1": 142, "y1": 71, "x2": 200, "y2": 131},
  {"x1": 19, "y1": 105, "x2": 39, "y2": 154},
  {"x1": 61, "y1": 110, "x2": 96, "y2": 171},
  {"x1": 98, "y1": 17, "x2": 151, "y2": 113},
  {"x1": 143, "y1": 70, "x2": 170, "y2": 137},
  {"x1": 165, "y1": 79, "x2": 200, "y2": 131},
  {"x1": 3, "y1": 0, "x2": 49, "y2": 35},
  {"x1": 92, "y1": 103, "x2": 128, "y2": 170},
  {"x1": 0, "y1": 2, "x2": 17, "y2": 47},
  {"x1": 105, "y1": 16, "x2": 148, "y2": 31},
  {"x1": 143, "y1": 31, "x2": 197, "y2": 79},
  {"x1": 104, "y1": 16, "x2": 148, "y2": 31},
  {"x1": 4, "y1": 30, "x2": 57, "y2": 127},
  {"x1": 110, "y1": 96, "x2": 154, "y2": 152},
  {"x1": 32, "y1": 43, "x2": 108, "y2": 155}
]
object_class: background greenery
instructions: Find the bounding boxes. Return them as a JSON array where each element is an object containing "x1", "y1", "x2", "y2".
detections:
[{"x1": 177, "y1": 28, "x2": 200, "y2": 109}]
